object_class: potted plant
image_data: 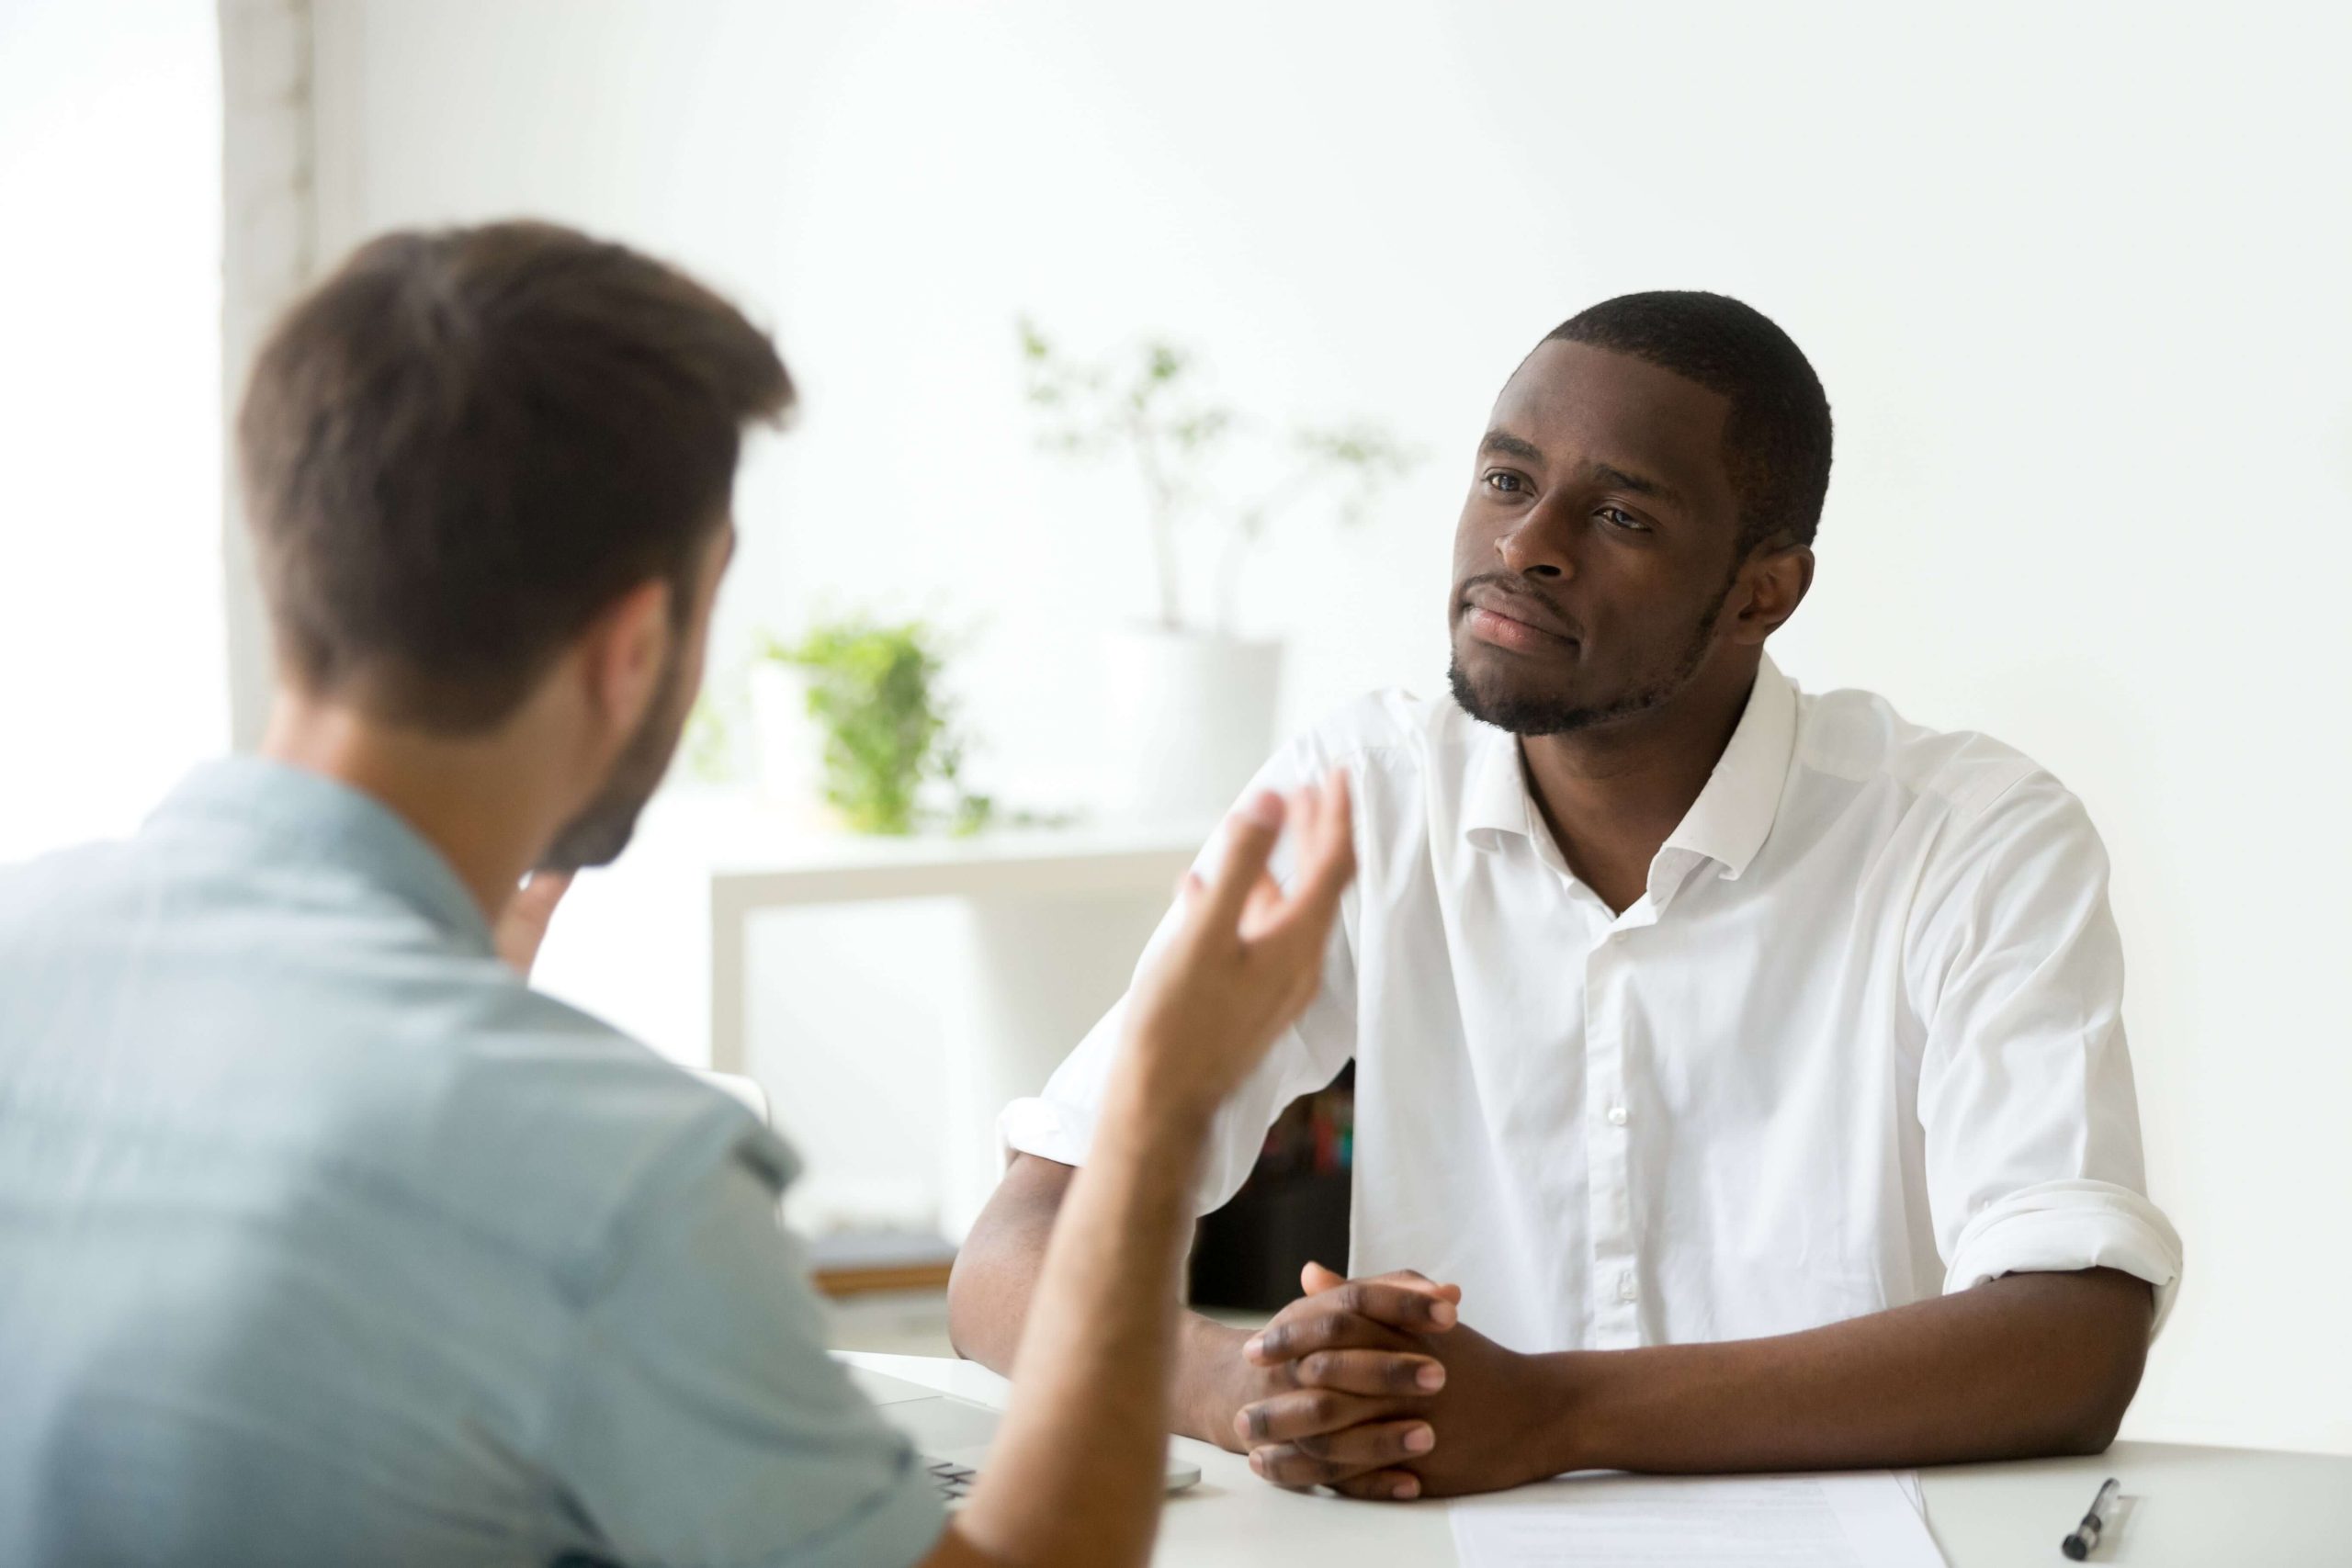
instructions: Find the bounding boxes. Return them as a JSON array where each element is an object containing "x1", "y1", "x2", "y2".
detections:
[
  {"x1": 1018, "y1": 319, "x2": 1415, "y2": 821},
  {"x1": 752, "y1": 616, "x2": 992, "y2": 837}
]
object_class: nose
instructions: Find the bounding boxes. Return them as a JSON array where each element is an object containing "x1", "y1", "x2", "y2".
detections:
[{"x1": 1496, "y1": 497, "x2": 1577, "y2": 581}]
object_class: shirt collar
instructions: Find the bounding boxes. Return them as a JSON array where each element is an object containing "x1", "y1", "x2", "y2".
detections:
[
  {"x1": 148, "y1": 756, "x2": 496, "y2": 953},
  {"x1": 1461, "y1": 718, "x2": 1539, "y2": 851},
  {"x1": 1459, "y1": 653, "x2": 1800, "y2": 884},
  {"x1": 1658, "y1": 653, "x2": 1798, "y2": 882}
]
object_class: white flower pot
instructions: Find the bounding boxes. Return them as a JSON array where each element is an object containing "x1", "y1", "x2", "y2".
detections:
[
  {"x1": 746, "y1": 661, "x2": 833, "y2": 829},
  {"x1": 1102, "y1": 627, "x2": 1284, "y2": 825}
]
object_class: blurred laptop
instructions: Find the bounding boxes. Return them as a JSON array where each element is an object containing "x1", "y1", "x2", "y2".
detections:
[{"x1": 848, "y1": 1367, "x2": 1203, "y2": 1507}]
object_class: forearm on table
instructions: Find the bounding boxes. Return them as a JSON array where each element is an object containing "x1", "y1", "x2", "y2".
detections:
[
  {"x1": 943, "y1": 1182, "x2": 1048, "y2": 1375},
  {"x1": 948, "y1": 1154, "x2": 1250, "y2": 1450},
  {"x1": 1536, "y1": 1268, "x2": 2154, "y2": 1477}
]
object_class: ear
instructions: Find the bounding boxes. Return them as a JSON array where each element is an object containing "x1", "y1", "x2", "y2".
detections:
[
  {"x1": 1726, "y1": 543, "x2": 1814, "y2": 646},
  {"x1": 575, "y1": 579, "x2": 673, "y2": 747}
]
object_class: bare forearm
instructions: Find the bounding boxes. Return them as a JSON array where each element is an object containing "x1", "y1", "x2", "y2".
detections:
[
  {"x1": 1542, "y1": 1269, "x2": 2153, "y2": 1478},
  {"x1": 926, "y1": 773, "x2": 1360, "y2": 1563},
  {"x1": 949, "y1": 1155, "x2": 1254, "y2": 1450},
  {"x1": 943, "y1": 1167, "x2": 1055, "y2": 1376},
  {"x1": 953, "y1": 1083, "x2": 1207, "y2": 1568}
]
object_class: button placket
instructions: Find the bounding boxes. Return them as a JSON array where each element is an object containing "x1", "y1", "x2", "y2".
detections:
[{"x1": 1584, "y1": 930, "x2": 1641, "y2": 1349}]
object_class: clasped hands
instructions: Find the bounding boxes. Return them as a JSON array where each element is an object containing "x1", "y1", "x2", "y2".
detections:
[{"x1": 1223, "y1": 1262, "x2": 1557, "y2": 1501}]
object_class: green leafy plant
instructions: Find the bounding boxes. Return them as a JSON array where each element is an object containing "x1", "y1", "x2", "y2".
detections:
[
  {"x1": 682, "y1": 688, "x2": 744, "y2": 784},
  {"x1": 761, "y1": 618, "x2": 992, "y2": 837},
  {"x1": 1018, "y1": 317, "x2": 1419, "y2": 633}
]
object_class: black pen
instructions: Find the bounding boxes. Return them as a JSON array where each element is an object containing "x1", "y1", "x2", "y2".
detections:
[{"x1": 2061, "y1": 1476, "x2": 2121, "y2": 1560}]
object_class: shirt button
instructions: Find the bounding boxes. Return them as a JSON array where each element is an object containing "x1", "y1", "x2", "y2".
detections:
[
  {"x1": 1610, "y1": 931, "x2": 1629, "y2": 945},
  {"x1": 1607, "y1": 1104, "x2": 1629, "y2": 1126},
  {"x1": 1617, "y1": 1271, "x2": 1639, "y2": 1303}
]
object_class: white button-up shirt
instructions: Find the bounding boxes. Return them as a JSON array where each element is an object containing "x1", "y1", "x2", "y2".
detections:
[{"x1": 1003, "y1": 658, "x2": 2183, "y2": 1354}]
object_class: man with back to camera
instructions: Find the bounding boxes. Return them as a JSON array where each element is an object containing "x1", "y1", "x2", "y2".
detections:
[
  {"x1": 0, "y1": 220, "x2": 1360, "y2": 1567},
  {"x1": 949, "y1": 291, "x2": 2186, "y2": 1501}
]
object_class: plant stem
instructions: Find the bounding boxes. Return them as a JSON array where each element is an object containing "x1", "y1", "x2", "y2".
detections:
[{"x1": 1129, "y1": 407, "x2": 1184, "y2": 630}]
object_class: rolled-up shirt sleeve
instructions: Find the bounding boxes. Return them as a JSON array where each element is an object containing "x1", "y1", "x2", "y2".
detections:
[
  {"x1": 999, "y1": 739, "x2": 1361, "y2": 1216},
  {"x1": 1909, "y1": 772, "x2": 2184, "y2": 1334}
]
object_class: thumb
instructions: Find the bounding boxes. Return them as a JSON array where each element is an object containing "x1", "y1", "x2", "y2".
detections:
[
  {"x1": 1381, "y1": 1268, "x2": 1464, "y2": 1303},
  {"x1": 1300, "y1": 1260, "x2": 1347, "y2": 1295}
]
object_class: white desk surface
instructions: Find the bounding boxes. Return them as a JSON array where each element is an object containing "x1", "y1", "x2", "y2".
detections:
[{"x1": 844, "y1": 1352, "x2": 2352, "y2": 1565}]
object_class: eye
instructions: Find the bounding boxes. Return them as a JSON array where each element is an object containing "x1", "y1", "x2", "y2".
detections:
[
  {"x1": 1597, "y1": 505, "x2": 1651, "y2": 533},
  {"x1": 1483, "y1": 470, "x2": 1527, "y2": 495}
]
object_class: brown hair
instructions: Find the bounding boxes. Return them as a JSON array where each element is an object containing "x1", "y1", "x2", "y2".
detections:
[{"x1": 236, "y1": 220, "x2": 795, "y2": 731}]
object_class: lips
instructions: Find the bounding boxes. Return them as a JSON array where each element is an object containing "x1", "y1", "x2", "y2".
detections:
[{"x1": 1462, "y1": 586, "x2": 1578, "y2": 652}]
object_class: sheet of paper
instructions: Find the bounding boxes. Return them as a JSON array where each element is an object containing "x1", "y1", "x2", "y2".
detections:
[{"x1": 1449, "y1": 1470, "x2": 1944, "y2": 1568}]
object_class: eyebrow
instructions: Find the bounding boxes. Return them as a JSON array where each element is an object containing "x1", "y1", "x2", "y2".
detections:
[
  {"x1": 1589, "y1": 461, "x2": 1684, "y2": 508},
  {"x1": 1477, "y1": 429, "x2": 1544, "y2": 464},
  {"x1": 1480, "y1": 429, "x2": 1688, "y2": 510}
]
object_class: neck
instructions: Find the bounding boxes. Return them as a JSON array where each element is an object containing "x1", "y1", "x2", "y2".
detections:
[
  {"x1": 259, "y1": 694, "x2": 562, "y2": 925},
  {"x1": 1518, "y1": 650, "x2": 1759, "y2": 912}
]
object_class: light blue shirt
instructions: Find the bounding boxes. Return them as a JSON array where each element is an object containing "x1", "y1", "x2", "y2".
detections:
[{"x1": 0, "y1": 759, "x2": 946, "y2": 1567}]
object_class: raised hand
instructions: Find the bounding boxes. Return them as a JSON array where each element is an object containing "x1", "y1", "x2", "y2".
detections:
[{"x1": 1117, "y1": 771, "x2": 1355, "y2": 1117}]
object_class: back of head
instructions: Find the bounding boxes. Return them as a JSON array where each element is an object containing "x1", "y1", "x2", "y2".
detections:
[
  {"x1": 1547, "y1": 290, "x2": 1832, "y2": 554},
  {"x1": 236, "y1": 220, "x2": 795, "y2": 732}
]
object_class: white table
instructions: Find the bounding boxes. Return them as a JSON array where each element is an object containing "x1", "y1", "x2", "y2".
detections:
[{"x1": 844, "y1": 1353, "x2": 2352, "y2": 1565}]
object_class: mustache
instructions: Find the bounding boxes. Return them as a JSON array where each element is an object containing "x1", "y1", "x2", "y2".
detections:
[{"x1": 1457, "y1": 572, "x2": 1583, "y2": 640}]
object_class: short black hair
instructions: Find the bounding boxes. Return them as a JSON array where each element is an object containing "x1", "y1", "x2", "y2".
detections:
[
  {"x1": 1546, "y1": 290, "x2": 1831, "y2": 553},
  {"x1": 239, "y1": 220, "x2": 795, "y2": 732}
]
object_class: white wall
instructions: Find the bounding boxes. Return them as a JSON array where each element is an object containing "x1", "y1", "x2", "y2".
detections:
[
  {"x1": 0, "y1": 0, "x2": 226, "y2": 859},
  {"x1": 304, "y1": 0, "x2": 2352, "y2": 1453}
]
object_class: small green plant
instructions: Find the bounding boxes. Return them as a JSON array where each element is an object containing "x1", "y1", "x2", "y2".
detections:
[
  {"x1": 1018, "y1": 318, "x2": 1419, "y2": 633},
  {"x1": 762, "y1": 617, "x2": 992, "y2": 837},
  {"x1": 682, "y1": 688, "x2": 742, "y2": 784}
]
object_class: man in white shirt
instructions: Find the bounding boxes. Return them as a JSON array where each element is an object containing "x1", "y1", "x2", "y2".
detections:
[{"x1": 948, "y1": 290, "x2": 2183, "y2": 1501}]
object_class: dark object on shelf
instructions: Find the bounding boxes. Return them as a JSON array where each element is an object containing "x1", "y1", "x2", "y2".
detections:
[{"x1": 1187, "y1": 1065, "x2": 1354, "y2": 1313}]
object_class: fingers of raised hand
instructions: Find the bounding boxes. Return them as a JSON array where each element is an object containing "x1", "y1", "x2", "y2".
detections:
[
  {"x1": 1189, "y1": 772, "x2": 1352, "y2": 953},
  {"x1": 1293, "y1": 769, "x2": 1355, "y2": 903},
  {"x1": 1270, "y1": 775, "x2": 1363, "y2": 926},
  {"x1": 1246, "y1": 1416, "x2": 1437, "y2": 1490},
  {"x1": 1197, "y1": 790, "x2": 1286, "y2": 931},
  {"x1": 1239, "y1": 867, "x2": 1286, "y2": 937}
]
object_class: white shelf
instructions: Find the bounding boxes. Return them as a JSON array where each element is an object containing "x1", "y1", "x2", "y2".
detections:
[{"x1": 534, "y1": 787, "x2": 1205, "y2": 1241}]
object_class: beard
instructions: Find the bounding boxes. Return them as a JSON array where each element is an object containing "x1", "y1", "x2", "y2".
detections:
[
  {"x1": 1449, "y1": 579, "x2": 1731, "y2": 738},
  {"x1": 537, "y1": 643, "x2": 691, "y2": 872}
]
